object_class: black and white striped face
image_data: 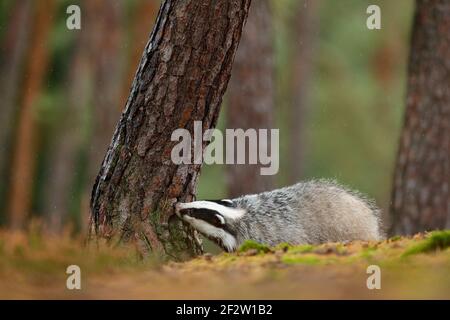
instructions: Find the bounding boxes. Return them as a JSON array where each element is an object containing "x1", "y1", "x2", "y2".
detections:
[{"x1": 174, "y1": 200, "x2": 245, "y2": 252}]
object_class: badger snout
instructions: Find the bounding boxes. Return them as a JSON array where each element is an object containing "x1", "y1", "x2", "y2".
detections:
[
  {"x1": 174, "y1": 202, "x2": 189, "y2": 218},
  {"x1": 174, "y1": 203, "x2": 182, "y2": 216}
]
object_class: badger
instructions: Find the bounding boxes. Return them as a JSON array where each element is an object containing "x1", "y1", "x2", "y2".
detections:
[{"x1": 174, "y1": 180, "x2": 384, "y2": 252}]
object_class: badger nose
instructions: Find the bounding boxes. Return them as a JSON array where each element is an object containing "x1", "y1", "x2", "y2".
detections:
[{"x1": 174, "y1": 203, "x2": 183, "y2": 216}]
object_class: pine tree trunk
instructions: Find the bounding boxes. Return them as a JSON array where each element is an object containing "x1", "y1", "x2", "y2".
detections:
[
  {"x1": 226, "y1": 0, "x2": 274, "y2": 198},
  {"x1": 86, "y1": 0, "x2": 124, "y2": 186},
  {"x1": 288, "y1": 0, "x2": 318, "y2": 183},
  {"x1": 43, "y1": 45, "x2": 87, "y2": 232},
  {"x1": 44, "y1": 0, "x2": 123, "y2": 233},
  {"x1": 390, "y1": 0, "x2": 450, "y2": 235},
  {"x1": 82, "y1": 0, "x2": 124, "y2": 232},
  {"x1": 90, "y1": 0, "x2": 251, "y2": 260},
  {"x1": 0, "y1": 0, "x2": 32, "y2": 223},
  {"x1": 8, "y1": 0, "x2": 56, "y2": 229}
]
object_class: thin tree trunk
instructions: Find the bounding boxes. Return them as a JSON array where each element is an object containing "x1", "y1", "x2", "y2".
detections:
[
  {"x1": 83, "y1": 0, "x2": 124, "y2": 231},
  {"x1": 288, "y1": 0, "x2": 318, "y2": 183},
  {"x1": 90, "y1": 0, "x2": 252, "y2": 260},
  {"x1": 226, "y1": 0, "x2": 274, "y2": 198},
  {"x1": 43, "y1": 48, "x2": 87, "y2": 232},
  {"x1": 7, "y1": 0, "x2": 56, "y2": 229},
  {"x1": 390, "y1": 0, "x2": 450, "y2": 235},
  {"x1": 0, "y1": 0, "x2": 32, "y2": 223},
  {"x1": 86, "y1": 0, "x2": 124, "y2": 184},
  {"x1": 43, "y1": 0, "x2": 123, "y2": 233}
]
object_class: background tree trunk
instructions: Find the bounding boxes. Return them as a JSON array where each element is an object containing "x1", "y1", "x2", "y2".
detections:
[
  {"x1": 44, "y1": 0, "x2": 123, "y2": 233},
  {"x1": 83, "y1": 0, "x2": 124, "y2": 232},
  {"x1": 7, "y1": 0, "x2": 56, "y2": 229},
  {"x1": 226, "y1": 0, "x2": 274, "y2": 198},
  {"x1": 90, "y1": 0, "x2": 251, "y2": 260},
  {"x1": 288, "y1": 0, "x2": 318, "y2": 183},
  {"x1": 390, "y1": 0, "x2": 449, "y2": 235},
  {"x1": 43, "y1": 35, "x2": 87, "y2": 232},
  {"x1": 86, "y1": 0, "x2": 124, "y2": 186},
  {"x1": 0, "y1": 0, "x2": 32, "y2": 224}
]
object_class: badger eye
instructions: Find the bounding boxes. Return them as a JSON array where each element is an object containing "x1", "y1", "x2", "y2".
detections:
[
  {"x1": 185, "y1": 208, "x2": 226, "y2": 228},
  {"x1": 207, "y1": 214, "x2": 224, "y2": 228},
  {"x1": 215, "y1": 214, "x2": 225, "y2": 225},
  {"x1": 179, "y1": 208, "x2": 192, "y2": 216}
]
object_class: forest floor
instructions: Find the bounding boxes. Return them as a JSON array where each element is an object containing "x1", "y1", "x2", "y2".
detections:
[{"x1": 0, "y1": 227, "x2": 449, "y2": 299}]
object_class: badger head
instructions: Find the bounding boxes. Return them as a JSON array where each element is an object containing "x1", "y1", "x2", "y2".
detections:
[{"x1": 174, "y1": 200, "x2": 245, "y2": 252}]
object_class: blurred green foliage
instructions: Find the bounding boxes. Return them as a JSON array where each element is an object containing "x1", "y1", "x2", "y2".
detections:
[
  {"x1": 0, "y1": 0, "x2": 415, "y2": 228},
  {"x1": 199, "y1": 0, "x2": 414, "y2": 219}
]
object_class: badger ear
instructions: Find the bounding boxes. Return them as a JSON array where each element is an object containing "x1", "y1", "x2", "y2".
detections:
[
  {"x1": 206, "y1": 199, "x2": 237, "y2": 208},
  {"x1": 219, "y1": 199, "x2": 236, "y2": 208}
]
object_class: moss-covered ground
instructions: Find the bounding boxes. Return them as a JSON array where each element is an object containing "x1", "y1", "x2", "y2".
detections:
[{"x1": 0, "y1": 229, "x2": 449, "y2": 299}]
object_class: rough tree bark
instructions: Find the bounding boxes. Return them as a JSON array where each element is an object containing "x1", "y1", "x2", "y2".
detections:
[
  {"x1": 90, "y1": 0, "x2": 252, "y2": 260},
  {"x1": 0, "y1": 0, "x2": 32, "y2": 222},
  {"x1": 226, "y1": 0, "x2": 275, "y2": 198},
  {"x1": 8, "y1": 0, "x2": 56, "y2": 229},
  {"x1": 390, "y1": 0, "x2": 449, "y2": 235}
]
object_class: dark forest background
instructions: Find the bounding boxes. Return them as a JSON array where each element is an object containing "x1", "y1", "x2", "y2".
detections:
[{"x1": 0, "y1": 0, "x2": 416, "y2": 234}]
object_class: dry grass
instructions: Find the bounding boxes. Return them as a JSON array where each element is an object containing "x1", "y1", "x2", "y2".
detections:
[{"x1": 0, "y1": 227, "x2": 449, "y2": 299}]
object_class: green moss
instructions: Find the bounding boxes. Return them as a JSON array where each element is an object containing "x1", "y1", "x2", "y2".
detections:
[
  {"x1": 274, "y1": 242, "x2": 291, "y2": 251},
  {"x1": 281, "y1": 255, "x2": 320, "y2": 265},
  {"x1": 402, "y1": 230, "x2": 450, "y2": 257},
  {"x1": 358, "y1": 247, "x2": 378, "y2": 262},
  {"x1": 287, "y1": 244, "x2": 315, "y2": 254},
  {"x1": 148, "y1": 210, "x2": 163, "y2": 236},
  {"x1": 238, "y1": 240, "x2": 271, "y2": 254}
]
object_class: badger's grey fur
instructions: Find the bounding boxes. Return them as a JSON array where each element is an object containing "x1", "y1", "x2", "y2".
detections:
[{"x1": 175, "y1": 180, "x2": 384, "y2": 252}]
